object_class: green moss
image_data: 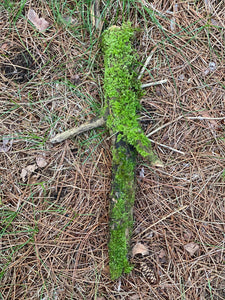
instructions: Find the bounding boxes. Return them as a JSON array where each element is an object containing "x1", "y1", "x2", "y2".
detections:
[
  {"x1": 108, "y1": 143, "x2": 136, "y2": 280},
  {"x1": 102, "y1": 23, "x2": 156, "y2": 161}
]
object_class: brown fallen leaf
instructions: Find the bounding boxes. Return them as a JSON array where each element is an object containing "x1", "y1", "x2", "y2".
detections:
[
  {"x1": 28, "y1": 9, "x2": 49, "y2": 32},
  {"x1": 132, "y1": 243, "x2": 149, "y2": 257},
  {"x1": 158, "y1": 248, "x2": 167, "y2": 264},
  {"x1": 21, "y1": 164, "x2": 38, "y2": 182},
  {"x1": 36, "y1": 156, "x2": 47, "y2": 168},
  {"x1": 184, "y1": 242, "x2": 199, "y2": 256}
]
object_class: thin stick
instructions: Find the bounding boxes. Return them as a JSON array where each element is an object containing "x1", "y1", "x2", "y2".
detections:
[
  {"x1": 147, "y1": 115, "x2": 225, "y2": 138},
  {"x1": 136, "y1": 205, "x2": 188, "y2": 238},
  {"x1": 149, "y1": 138, "x2": 185, "y2": 155},
  {"x1": 187, "y1": 116, "x2": 225, "y2": 120},
  {"x1": 50, "y1": 79, "x2": 168, "y2": 144},
  {"x1": 141, "y1": 79, "x2": 168, "y2": 88},
  {"x1": 50, "y1": 117, "x2": 106, "y2": 143},
  {"x1": 138, "y1": 46, "x2": 157, "y2": 79},
  {"x1": 147, "y1": 116, "x2": 183, "y2": 137}
]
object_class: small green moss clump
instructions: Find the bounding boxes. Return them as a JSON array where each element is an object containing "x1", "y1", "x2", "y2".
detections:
[{"x1": 102, "y1": 23, "x2": 157, "y2": 161}]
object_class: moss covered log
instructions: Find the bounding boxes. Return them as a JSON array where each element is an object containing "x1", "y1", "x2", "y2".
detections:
[
  {"x1": 50, "y1": 23, "x2": 162, "y2": 280},
  {"x1": 102, "y1": 24, "x2": 161, "y2": 280}
]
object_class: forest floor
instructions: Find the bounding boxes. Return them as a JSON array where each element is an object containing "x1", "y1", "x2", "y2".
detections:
[{"x1": 0, "y1": 1, "x2": 224, "y2": 299}]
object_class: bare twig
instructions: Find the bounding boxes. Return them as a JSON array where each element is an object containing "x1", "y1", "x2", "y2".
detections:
[
  {"x1": 50, "y1": 117, "x2": 106, "y2": 143},
  {"x1": 138, "y1": 46, "x2": 157, "y2": 79},
  {"x1": 135, "y1": 205, "x2": 188, "y2": 238},
  {"x1": 187, "y1": 116, "x2": 225, "y2": 120},
  {"x1": 147, "y1": 115, "x2": 225, "y2": 138},
  {"x1": 141, "y1": 79, "x2": 168, "y2": 88},
  {"x1": 147, "y1": 116, "x2": 184, "y2": 137},
  {"x1": 149, "y1": 138, "x2": 185, "y2": 155}
]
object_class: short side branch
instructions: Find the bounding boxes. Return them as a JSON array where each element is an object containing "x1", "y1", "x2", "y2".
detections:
[{"x1": 50, "y1": 117, "x2": 106, "y2": 143}]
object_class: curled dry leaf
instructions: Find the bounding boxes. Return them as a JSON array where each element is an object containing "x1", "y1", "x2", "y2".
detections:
[
  {"x1": 20, "y1": 169, "x2": 28, "y2": 182},
  {"x1": 184, "y1": 242, "x2": 199, "y2": 256},
  {"x1": 36, "y1": 156, "x2": 47, "y2": 168},
  {"x1": 132, "y1": 243, "x2": 149, "y2": 257},
  {"x1": 158, "y1": 248, "x2": 167, "y2": 264},
  {"x1": 26, "y1": 164, "x2": 38, "y2": 173},
  {"x1": 21, "y1": 164, "x2": 38, "y2": 182},
  {"x1": 28, "y1": 9, "x2": 49, "y2": 32}
]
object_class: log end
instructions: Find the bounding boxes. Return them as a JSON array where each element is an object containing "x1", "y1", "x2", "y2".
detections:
[{"x1": 108, "y1": 225, "x2": 134, "y2": 280}]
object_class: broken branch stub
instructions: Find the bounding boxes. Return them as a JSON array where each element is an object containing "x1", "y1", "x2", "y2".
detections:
[{"x1": 50, "y1": 117, "x2": 105, "y2": 143}]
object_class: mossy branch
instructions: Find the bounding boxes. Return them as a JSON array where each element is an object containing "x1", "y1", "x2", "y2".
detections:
[
  {"x1": 102, "y1": 23, "x2": 162, "y2": 279},
  {"x1": 49, "y1": 23, "x2": 163, "y2": 280}
]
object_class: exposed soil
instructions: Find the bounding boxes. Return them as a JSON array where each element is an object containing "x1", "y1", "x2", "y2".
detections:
[{"x1": 1, "y1": 47, "x2": 36, "y2": 83}]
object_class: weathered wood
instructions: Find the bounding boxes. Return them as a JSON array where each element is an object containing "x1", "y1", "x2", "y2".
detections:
[{"x1": 50, "y1": 116, "x2": 105, "y2": 143}]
